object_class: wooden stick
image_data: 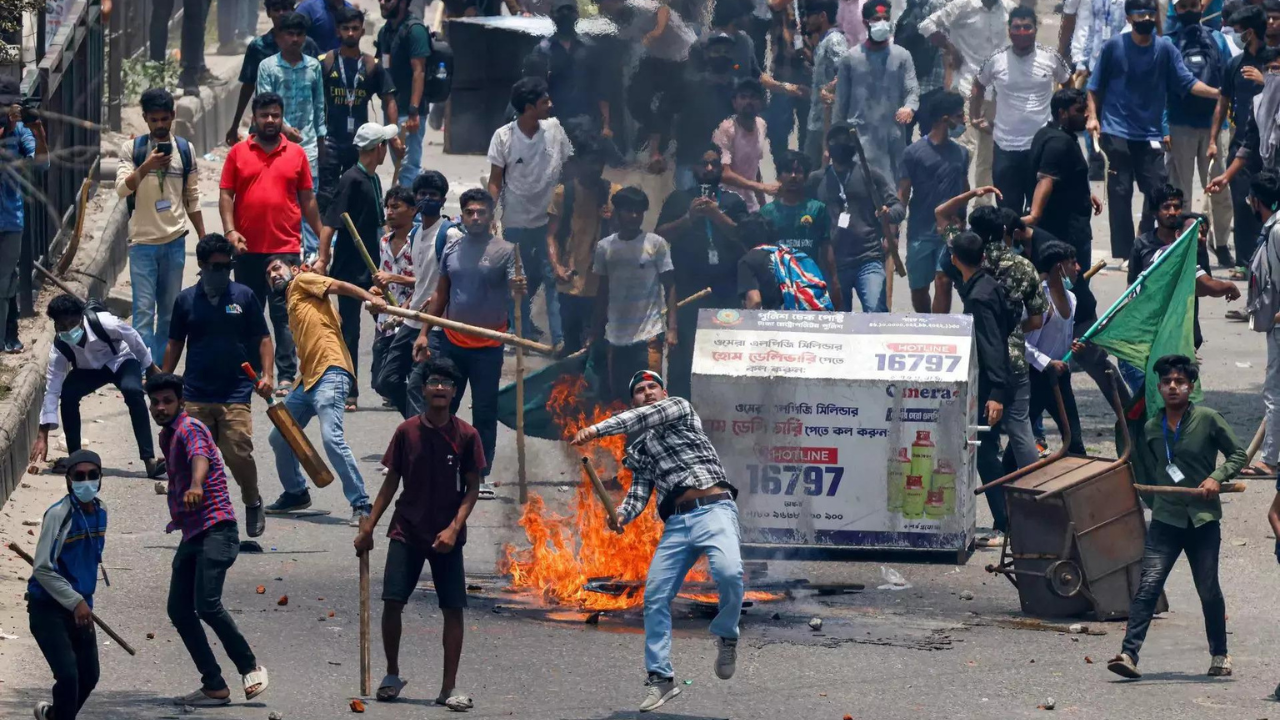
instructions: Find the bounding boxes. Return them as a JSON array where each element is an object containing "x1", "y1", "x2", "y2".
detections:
[
  {"x1": 581, "y1": 457, "x2": 620, "y2": 528},
  {"x1": 340, "y1": 213, "x2": 399, "y2": 308},
  {"x1": 56, "y1": 178, "x2": 93, "y2": 275},
  {"x1": 370, "y1": 304, "x2": 555, "y2": 355},
  {"x1": 1132, "y1": 483, "x2": 1245, "y2": 496},
  {"x1": 7, "y1": 542, "x2": 137, "y2": 656},
  {"x1": 1245, "y1": 419, "x2": 1267, "y2": 466},
  {"x1": 513, "y1": 252, "x2": 528, "y2": 505},
  {"x1": 1082, "y1": 259, "x2": 1107, "y2": 281},
  {"x1": 359, "y1": 550, "x2": 370, "y2": 697}
]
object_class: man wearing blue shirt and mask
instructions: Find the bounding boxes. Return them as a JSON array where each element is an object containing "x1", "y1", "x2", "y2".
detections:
[{"x1": 0, "y1": 77, "x2": 48, "y2": 357}]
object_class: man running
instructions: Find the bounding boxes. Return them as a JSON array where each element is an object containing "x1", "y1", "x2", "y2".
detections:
[{"x1": 571, "y1": 370, "x2": 742, "y2": 713}]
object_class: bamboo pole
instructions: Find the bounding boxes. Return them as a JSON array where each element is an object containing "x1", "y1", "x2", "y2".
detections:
[
  {"x1": 1133, "y1": 482, "x2": 1245, "y2": 496},
  {"x1": 369, "y1": 304, "x2": 555, "y2": 355},
  {"x1": 1082, "y1": 259, "x2": 1107, "y2": 281},
  {"x1": 359, "y1": 550, "x2": 370, "y2": 696},
  {"x1": 340, "y1": 212, "x2": 399, "y2": 308},
  {"x1": 8, "y1": 542, "x2": 137, "y2": 655},
  {"x1": 513, "y1": 253, "x2": 528, "y2": 505},
  {"x1": 581, "y1": 457, "x2": 620, "y2": 528}
]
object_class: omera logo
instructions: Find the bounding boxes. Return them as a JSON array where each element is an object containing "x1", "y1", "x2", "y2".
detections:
[{"x1": 885, "y1": 383, "x2": 956, "y2": 400}]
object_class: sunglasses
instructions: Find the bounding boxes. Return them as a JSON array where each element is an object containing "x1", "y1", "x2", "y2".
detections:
[
  {"x1": 71, "y1": 469, "x2": 102, "y2": 482},
  {"x1": 425, "y1": 378, "x2": 456, "y2": 388}
]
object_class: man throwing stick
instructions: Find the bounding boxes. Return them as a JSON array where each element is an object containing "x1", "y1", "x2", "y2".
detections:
[
  {"x1": 354, "y1": 359, "x2": 482, "y2": 709},
  {"x1": 571, "y1": 371, "x2": 742, "y2": 713}
]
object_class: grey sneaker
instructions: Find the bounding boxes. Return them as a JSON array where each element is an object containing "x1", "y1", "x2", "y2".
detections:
[
  {"x1": 1208, "y1": 654, "x2": 1232, "y2": 677},
  {"x1": 351, "y1": 505, "x2": 372, "y2": 527},
  {"x1": 245, "y1": 501, "x2": 265, "y2": 538},
  {"x1": 715, "y1": 636, "x2": 737, "y2": 679},
  {"x1": 639, "y1": 674, "x2": 680, "y2": 712},
  {"x1": 34, "y1": 701, "x2": 51, "y2": 720}
]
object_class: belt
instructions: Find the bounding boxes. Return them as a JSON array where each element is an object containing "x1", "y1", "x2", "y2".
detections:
[{"x1": 672, "y1": 491, "x2": 733, "y2": 516}]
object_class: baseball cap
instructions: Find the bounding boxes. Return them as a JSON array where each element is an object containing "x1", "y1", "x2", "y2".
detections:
[
  {"x1": 64, "y1": 448, "x2": 102, "y2": 472},
  {"x1": 353, "y1": 123, "x2": 399, "y2": 150}
]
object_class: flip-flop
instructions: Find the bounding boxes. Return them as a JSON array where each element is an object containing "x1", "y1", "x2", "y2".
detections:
[
  {"x1": 173, "y1": 689, "x2": 231, "y2": 707},
  {"x1": 1229, "y1": 268, "x2": 1248, "y2": 281},
  {"x1": 477, "y1": 484, "x2": 496, "y2": 500},
  {"x1": 376, "y1": 674, "x2": 408, "y2": 701},
  {"x1": 437, "y1": 693, "x2": 474, "y2": 712},
  {"x1": 242, "y1": 666, "x2": 269, "y2": 700},
  {"x1": 1239, "y1": 464, "x2": 1276, "y2": 479},
  {"x1": 1225, "y1": 309, "x2": 1249, "y2": 322},
  {"x1": 274, "y1": 380, "x2": 293, "y2": 398}
]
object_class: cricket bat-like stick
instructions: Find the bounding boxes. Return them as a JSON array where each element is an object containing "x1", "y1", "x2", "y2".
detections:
[
  {"x1": 8, "y1": 542, "x2": 137, "y2": 656},
  {"x1": 580, "y1": 457, "x2": 620, "y2": 529},
  {"x1": 241, "y1": 363, "x2": 334, "y2": 488}
]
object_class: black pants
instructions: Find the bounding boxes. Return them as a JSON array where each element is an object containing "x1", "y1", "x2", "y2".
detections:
[
  {"x1": 1121, "y1": 519, "x2": 1227, "y2": 664},
  {"x1": 336, "y1": 292, "x2": 368, "y2": 400},
  {"x1": 29, "y1": 600, "x2": 99, "y2": 720},
  {"x1": 558, "y1": 294, "x2": 594, "y2": 356},
  {"x1": 373, "y1": 323, "x2": 419, "y2": 417},
  {"x1": 5, "y1": 296, "x2": 16, "y2": 343},
  {"x1": 168, "y1": 521, "x2": 258, "y2": 693},
  {"x1": 151, "y1": 0, "x2": 207, "y2": 79},
  {"x1": 405, "y1": 330, "x2": 444, "y2": 418},
  {"x1": 993, "y1": 145, "x2": 1035, "y2": 215},
  {"x1": 61, "y1": 358, "x2": 154, "y2": 461},
  {"x1": 1100, "y1": 133, "x2": 1167, "y2": 261},
  {"x1": 627, "y1": 57, "x2": 683, "y2": 148},
  {"x1": 318, "y1": 139, "x2": 360, "y2": 215},
  {"x1": 1229, "y1": 153, "x2": 1261, "y2": 264},
  {"x1": 1029, "y1": 367, "x2": 1086, "y2": 454},
  {"x1": 234, "y1": 253, "x2": 298, "y2": 383}
]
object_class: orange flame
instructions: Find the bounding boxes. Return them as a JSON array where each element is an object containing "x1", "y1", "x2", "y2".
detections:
[{"x1": 500, "y1": 375, "x2": 714, "y2": 610}]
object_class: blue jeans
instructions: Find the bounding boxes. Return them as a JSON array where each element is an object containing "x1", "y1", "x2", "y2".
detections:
[
  {"x1": 129, "y1": 237, "x2": 187, "y2": 362},
  {"x1": 437, "y1": 333, "x2": 504, "y2": 475},
  {"x1": 838, "y1": 259, "x2": 887, "y2": 313},
  {"x1": 269, "y1": 367, "x2": 369, "y2": 508},
  {"x1": 399, "y1": 121, "x2": 426, "y2": 189},
  {"x1": 644, "y1": 500, "x2": 743, "y2": 679},
  {"x1": 504, "y1": 225, "x2": 562, "y2": 346}
]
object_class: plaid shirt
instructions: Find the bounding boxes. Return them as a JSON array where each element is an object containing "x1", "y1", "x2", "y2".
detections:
[
  {"x1": 161, "y1": 412, "x2": 237, "y2": 540},
  {"x1": 256, "y1": 53, "x2": 327, "y2": 164},
  {"x1": 593, "y1": 397, "x2": 733, "y2": 525}
]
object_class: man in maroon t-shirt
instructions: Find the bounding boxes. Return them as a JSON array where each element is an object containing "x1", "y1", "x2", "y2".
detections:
[{"x1": 354, "y1": 358, "x2": 483, "y2": 709}]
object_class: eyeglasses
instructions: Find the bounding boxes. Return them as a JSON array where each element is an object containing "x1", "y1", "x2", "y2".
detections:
[
  {"x1": 71, "y1": 469, "x2": 102, "y2": 482},
  {"x1": 425, "y1": 378, "x2": 456, "y2": 388}
]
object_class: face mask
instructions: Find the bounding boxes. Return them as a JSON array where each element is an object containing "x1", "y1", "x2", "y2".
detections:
[
  {"x1": 58, "y1": 325, "x2": 84, "y2": 345},
  {"x1": 1133, "y1": 18, "x2": 1157, "y2": 35},
  {"x1": 71, "y1": 479, "x2": 100, "y2": 504},
  {"x1": 417, "y1": 197, "x2": 444, "y2": 217},
  {"x1": 948, "y1": 121, "x2": 966, "y2": 139},
  {"x1": 868, "y1": 20, "x2": 892, "y2": 42},
  {"x1": 828, "y1": 144, "x2": 855, "y2": 163},
  {"x1": 1176, "y1": 10, "x2": 1201, "y2": 25},
  {"x1": 201, "y1": 267, "x2": 231, "y2": 300}
]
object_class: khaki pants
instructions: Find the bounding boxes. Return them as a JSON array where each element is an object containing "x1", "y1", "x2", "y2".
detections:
[
  {"x1": 1166, "y1": 125, "x2": 1233, "y2": 250},
  {"x1": 184, "y1": 402, "x2": 259, "y2": 506},
  {"x1": 961, "y1": 98, "x2": 996, "y2": 205}
]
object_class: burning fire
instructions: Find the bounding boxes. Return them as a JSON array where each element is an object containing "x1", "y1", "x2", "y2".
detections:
[{"x1": 501, "y1": 375, "x2": 719, "y2": 611}]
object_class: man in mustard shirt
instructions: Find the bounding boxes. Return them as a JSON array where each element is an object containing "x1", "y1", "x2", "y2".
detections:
[
  {"x1": 1108, "y1": 354, "x2": 1247, "y2": 680},
  {"x1": 262, "y1": 257, "x2": 386, "y2": 525}
]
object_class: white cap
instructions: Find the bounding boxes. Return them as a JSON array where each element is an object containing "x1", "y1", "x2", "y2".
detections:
[{"x1": 353, "y1": 123, "x2": 399, "y2": 150}]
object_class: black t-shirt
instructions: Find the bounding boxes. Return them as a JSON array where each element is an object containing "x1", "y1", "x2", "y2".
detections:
[
  {"x1": 169, "y1": 282, "x2": 270, "y2": 404},
  {"x1": 656, "y1": 187, "x2": 750, "y2": 300},
  {"x1": 1029, "y1": 123, "x2": 1091, "y2": 232},
  {"x1": 322, "y1": 53, "x2": 395, "y2": 146},
  {"x1": 1223, "y1": 49, "x2": 1265, "y2": 149},
  {"x1": 671, "y1": 71, "x2": 736, "y2": 165},
  {"x1": 324, "y1": 165, "x2": 384, "y2": 284},
  {"x1": 738, "y1": 247, "x2": 783, "y2": 309},
  {"x1": 375, "y1": 18, "x2": 433, "y2": 116}
]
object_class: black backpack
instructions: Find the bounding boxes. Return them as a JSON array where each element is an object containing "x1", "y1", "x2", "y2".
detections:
[
  {"x1": 126, "y1": 135, "x2": 193, "y2": 215},
  {"x1": 1173, "y1": 25, "x2": 1224, "y2": 118},
  {"x1": 53, "y1": 301, "x2": 119, "y2": 368},
  {"x1": 424, "y1": 34, "x2": 453, "y2": 104},
  {"x1": 895, "y1": 0, "x2": 939, "y2": 80}
]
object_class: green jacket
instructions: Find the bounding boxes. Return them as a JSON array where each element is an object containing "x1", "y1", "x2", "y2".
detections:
[{"x1": 1142, "y1": 404, "x2": 1248, "y2": 528}]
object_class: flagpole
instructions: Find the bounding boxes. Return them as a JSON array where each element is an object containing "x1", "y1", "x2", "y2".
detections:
[{"x1": 1062, "y1": 219, "x2": 1201, "y2": 363}]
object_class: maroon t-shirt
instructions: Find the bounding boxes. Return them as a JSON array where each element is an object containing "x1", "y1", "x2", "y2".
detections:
[{"x1": 382, "y1": 415, "x2": 487, "y2": 550}]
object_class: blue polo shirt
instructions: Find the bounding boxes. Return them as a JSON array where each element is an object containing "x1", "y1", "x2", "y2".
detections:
[
  {"x1": 296, "y1": 0, "x2": 352, "y2": 52},
  {"x1": 169, "y1": 281, "x2": 270, "y2": 404}
]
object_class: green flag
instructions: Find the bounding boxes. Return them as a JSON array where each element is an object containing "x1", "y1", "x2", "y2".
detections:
[
  {"x1": 1080, "y1": 221, "x2": 1201, "y2": 416},
  {"x1": 496, "y1": 344, "x2": 621, "y2": 441}
]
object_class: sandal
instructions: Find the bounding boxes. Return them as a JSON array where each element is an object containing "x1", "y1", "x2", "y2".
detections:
[
  {"x1": 1239, "y1": 463, "x2": 1276, "y2": 479},
  {"x1": 376, "y1": 674, "x2": 408, "y2": 702},
  {"x1": 1229, "y1": 267, "x2": 1248, "y2": 281},
  {"x1": 1225, "y1": 309, "x2": 1249, "y2": 322},
  {"x1": 274, "y1": 380, "x2": 293, "y2": 398},
  {"x1": 437, "y1": 693, "x2": 474, "y2": 712},
  {"x1": 242, "y1": 666, "x2": 269, "y2": 700},
  {"x1": 173, "y1": 689, "x2": 231, "y2": 707},
  {"x1": 478, "y1": 483, "x2": 497, "y2": 500},
  {"x1": 345, "y1": 399, "x2": 358, "y2": 412}
]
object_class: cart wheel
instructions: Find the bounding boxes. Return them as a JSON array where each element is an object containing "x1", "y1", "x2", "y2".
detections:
[{"x1": 1046, "y1": 560, "x2": 1083, "y2": 598}]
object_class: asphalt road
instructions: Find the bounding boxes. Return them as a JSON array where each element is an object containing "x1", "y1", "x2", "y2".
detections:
[{"x1": 5, "y1": 90, "x2": 1280, "y2": 720}]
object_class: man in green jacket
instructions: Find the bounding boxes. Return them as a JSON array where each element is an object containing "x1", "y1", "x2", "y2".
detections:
[{"x1": 1108, "y1": 354, "x2": 1247, "y2": 680}]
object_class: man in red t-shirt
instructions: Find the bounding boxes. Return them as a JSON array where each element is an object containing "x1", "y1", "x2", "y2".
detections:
[
  {"x1": 219, "y1": 91, "x2": 323, "y2": 395},
  {"x1": 354, "y1": 358, "x2": 483, "y2": 710}
]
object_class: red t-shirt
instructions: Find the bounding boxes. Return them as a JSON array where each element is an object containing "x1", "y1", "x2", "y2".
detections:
[
  {"x1": 219, "y1": 137, "x2": 312, "y2": 255},
  {"x1": 382, "y1": 415, "x2": 487, "y2": 550}
]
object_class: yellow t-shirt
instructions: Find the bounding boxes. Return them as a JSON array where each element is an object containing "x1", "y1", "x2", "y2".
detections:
[{"x1": 286, "y1": 272, "x2": 354, "y2": 390}]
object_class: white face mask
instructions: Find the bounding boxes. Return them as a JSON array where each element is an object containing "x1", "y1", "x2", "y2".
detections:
[{"x1": 868, "y1": 20, "x2": 892, "y2": 42}]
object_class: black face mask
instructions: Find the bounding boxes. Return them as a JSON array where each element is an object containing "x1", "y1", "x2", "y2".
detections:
[
  {"x1": 828, "y1": 144, "x2": 855, "y2": 164},
  {"x1": 1176, "y1": 10, "x2": 1201, "y2": 25},
  {"x1": 1133, "y1": 18, "x2": 1157, "y2": 35}
]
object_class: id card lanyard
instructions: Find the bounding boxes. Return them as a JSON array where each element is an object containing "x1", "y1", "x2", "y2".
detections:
[
  {"x1": 705, "y1": 187, "x2": 721, "y2": 265},
  {"x1": 337, "y1": 56, "x2": 360, "y2": 134},
  {"x1": 1162, "y1": 413, "x2": 1186, "y2": 484}
]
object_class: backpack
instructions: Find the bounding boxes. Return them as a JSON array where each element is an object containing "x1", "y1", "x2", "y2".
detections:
[
  {"x1": 53, "y1": 301, "x2": 120, "y2": 368},
  {"x1": 434, "y1": 217, "x2": 460, "y2": 263},
  {"x1": 895, "y1": 0, "x2": 939, "y2": 81},
  {"x1": 1248, "y1": 214, "x2": 1280, "y2": 332},
  {"x1": 424, "y1": 35, "x2": 453, "y2": 104},
  {"x1": 127, "y1": 135, "x2": 193, "y2": 215},
  {"x1": 757, "y1": 245, "x2": 834, "y2": 311},
  {"x1": 1172, "y1": 25, "x2": 1224, "y2": 118}
]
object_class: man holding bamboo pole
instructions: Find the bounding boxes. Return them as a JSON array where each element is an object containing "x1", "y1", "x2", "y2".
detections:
[{"x1": 316, "y1": 122, "x2": 398, "y2": 411}]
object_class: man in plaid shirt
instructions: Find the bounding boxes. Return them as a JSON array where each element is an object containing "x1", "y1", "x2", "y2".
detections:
[
  {"x1": 572, "y1": 370, "x2": 742, "y2": 713},
  {"x1": 146, "y1": 373, "x2": 269, "y2": 707}
]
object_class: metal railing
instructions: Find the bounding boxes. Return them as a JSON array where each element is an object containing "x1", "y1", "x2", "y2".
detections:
[{"x1": 16, "y1": 0, "x2": 102, "y2": 317}]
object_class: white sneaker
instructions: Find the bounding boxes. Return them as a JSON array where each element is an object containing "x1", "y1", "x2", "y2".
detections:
[
  {"x1": 639, "y1": 674, "x2": 680, "y2": 712},
  {"x1": 715, "y1": 636, "x2": 737, "y2": 679},
  {"x1": 33, "y1": 701, "x2": 51, "y2": 720}
]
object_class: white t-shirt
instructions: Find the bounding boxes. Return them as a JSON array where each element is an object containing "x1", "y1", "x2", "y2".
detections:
[
  {"x1": 487, "y1": 118, "x2": 574, "y2": 230},
  {"x1": 977, "y1": 44, "x2": 1071, "y2": 152},
  {"x1": 406, "y1": 217, "x2": 465, "y2": 330},
  {"x1": 594, "y1": 232, "x2": 673, "y2": 346}
]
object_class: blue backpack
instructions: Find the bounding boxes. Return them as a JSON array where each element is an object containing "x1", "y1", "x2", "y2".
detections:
[
  {"x1": 758, "y1": 245, "x2": 834, "y2": 311},
  {"x1": 434, "y1": 218, "x2": 460, "y2": 263},
  {"x1": 127, "y1": 134, "x2": 193, "y2": 215}
]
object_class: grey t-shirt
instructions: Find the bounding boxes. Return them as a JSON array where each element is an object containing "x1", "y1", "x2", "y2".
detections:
[{"x1": 441, "y1": 233, "x2": 517, "y2": 331}]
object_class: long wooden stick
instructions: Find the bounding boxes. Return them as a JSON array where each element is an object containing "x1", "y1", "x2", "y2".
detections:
[
  {"x1": 581, "y1": 457, "x2": 620, "y2": 528},
  {"x1": 340, "y1": 212, "x2": 399, "y2": 308},
  {"x1": 1082, "y1": 259, "x2": 1107, "y2": 281},
  {"x1": 370, "y1": 304, "x2": 555, "y2": 355},
  {"x1": 56, "y1": 178, "x2": 93, "y2": 275},
  {"x1": 359, "y1": 550, "x2": 370, "y2": 696},
  {"x1": 513, "y1": 253, "x2": 528, "y2": 505},
  {"x1": 1245, "y1": 419, "x2": 1267, "y2": 466},
  {"x1": 1133, "y1": 483, "x2": 1245, "y2": 496},
  {"x1": 8, "y1": 542, "x2": 137, "y2": 656}
]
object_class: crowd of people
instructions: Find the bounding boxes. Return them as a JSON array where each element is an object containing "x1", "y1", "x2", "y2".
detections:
[{"x1": 22, "y1": 0, "x2": 1280, "y2": 713}]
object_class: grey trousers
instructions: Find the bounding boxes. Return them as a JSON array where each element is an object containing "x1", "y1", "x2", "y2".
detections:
[
  {"x1": 0, "y1": 231, "x2": 22, "y2": 343},
  {"x1": 1166, "y1": 125, "x2": 1232, "y2": 250},
  {"x1": 1263, "y1": 327, "x2": 1280, "y2": 466}
]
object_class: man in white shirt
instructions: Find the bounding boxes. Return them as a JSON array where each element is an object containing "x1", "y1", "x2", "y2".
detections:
[
  {"x1": 28, "y1": 294, "x2": 165, "y2": 478},
  {"x1": 973, "y1": 8, "x2": 1072, "y2": 213},
  {"x1": 921, "y1": 0, "x2": 1018, "y2": 202},
  {"x1": 1026, "y1": 240, "x2": 1086, "y2": 454},
  {"x1": 487, "y1": 77, "x2": 574, "y2": 350}
]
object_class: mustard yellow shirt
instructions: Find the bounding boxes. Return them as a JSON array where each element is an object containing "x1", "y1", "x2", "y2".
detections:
[{"x1": 286, "y1": 272, "x2": 354, "y2": 390}]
